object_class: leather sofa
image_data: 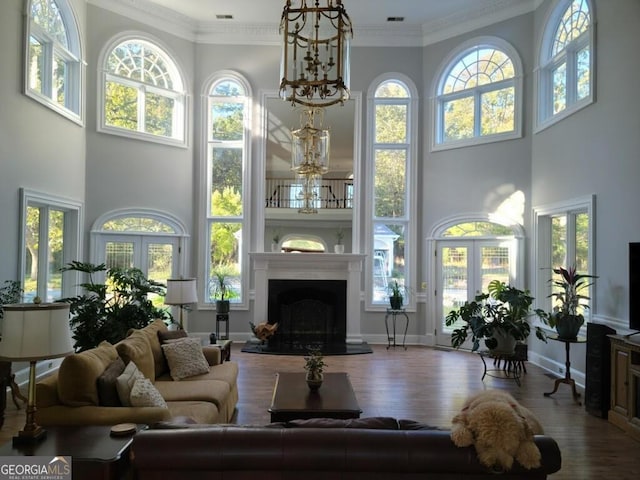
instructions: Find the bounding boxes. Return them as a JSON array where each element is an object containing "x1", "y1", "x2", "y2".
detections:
[
  {"x1": 35, "y1": 319, "x2": 238, "y2": 426},
  {"x1": 131, "y1": 417, "x2": 562, "y2": 479}
]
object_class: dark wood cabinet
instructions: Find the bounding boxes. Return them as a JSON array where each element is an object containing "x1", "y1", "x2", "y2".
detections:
[{"x1": 608, "y1": 335, "x2": 640, "y2": 441}]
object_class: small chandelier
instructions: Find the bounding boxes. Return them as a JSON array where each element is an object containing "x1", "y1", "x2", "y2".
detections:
[
  {"x1": 291, "y1": 107, "x2": 330, "y2": 214},
  {"x1": 279, "y1": 0, "x2": 353, "y2": 107}
]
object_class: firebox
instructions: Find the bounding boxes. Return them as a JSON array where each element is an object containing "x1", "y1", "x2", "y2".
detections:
[{"x1": 267, "y1": 279, "x2": 347, "y2": 353}]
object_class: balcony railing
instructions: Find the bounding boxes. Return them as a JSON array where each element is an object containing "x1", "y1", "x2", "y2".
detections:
[{"x1": 265, "y1": 178, "x2": 353, "y2": 210}]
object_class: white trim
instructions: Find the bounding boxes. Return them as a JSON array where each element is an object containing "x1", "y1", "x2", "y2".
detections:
[
  {"x1": 96, "y1": 31, "x2": 190, "y2": 147},
  {"x1": 430, "y1": 36, "x2": 524, "y2": 151}
]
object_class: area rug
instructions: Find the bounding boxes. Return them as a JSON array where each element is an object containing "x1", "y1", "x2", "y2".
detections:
[{"x1": 240, "y1": 341, "x2": 373, "y2": 356}]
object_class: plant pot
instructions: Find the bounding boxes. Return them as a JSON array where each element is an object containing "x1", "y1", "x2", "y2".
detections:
[
  {"x1": 488, "y1": 328, "x2": 516, "y2": 354},
  {"x1": 216, "y1": 300, "x2": 230, "y2": 313},
  {"x1": 271, "y1": 243, "x2": 280, "y2": 252},
  {"x1": 334, "y1": 244, "x2": 345, "y2": 254},
  {"x1": 555, "y1": 314, "x2": 584, "y2": 340},
  {"x1": 305, "y1": 371, "x2": 323, "y2": 391},
  {"x1": 389, "y1": 295, "x2": 403, "y2": 310}
]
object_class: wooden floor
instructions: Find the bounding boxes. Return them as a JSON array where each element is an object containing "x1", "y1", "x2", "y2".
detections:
[{"x1": 2, "y1": 344, "x2": 638, "y2": 478}]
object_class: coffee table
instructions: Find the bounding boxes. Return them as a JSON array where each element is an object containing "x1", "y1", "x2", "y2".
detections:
[
  {"x1": 0, "y1": 425, "x2": 143, "y2": 479},
  {"x1": 269, "y1": 372, "x2": 361, "y2": 422}
]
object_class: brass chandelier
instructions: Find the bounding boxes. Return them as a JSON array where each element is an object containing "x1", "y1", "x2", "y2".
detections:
[{"x1": 279, "y1": 0, "x2": 352, "y2": 213}]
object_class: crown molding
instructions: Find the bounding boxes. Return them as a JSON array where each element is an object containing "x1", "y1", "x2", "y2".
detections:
[{"x1": 88, "y1": 0, "x2": 541, "y2": 47}]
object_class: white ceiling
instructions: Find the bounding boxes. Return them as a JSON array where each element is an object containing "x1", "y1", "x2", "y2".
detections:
[{"x1": 89, "y1": 0, "x2": 540, "y2": 46}]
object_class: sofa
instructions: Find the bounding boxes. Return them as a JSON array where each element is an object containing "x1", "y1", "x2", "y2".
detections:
[
  {"x1": 131, "y1": 417, "x2": 562, "y2": 479},
  {"x1": 35, "y1": 319, "x2": 238, "y2": 426}
]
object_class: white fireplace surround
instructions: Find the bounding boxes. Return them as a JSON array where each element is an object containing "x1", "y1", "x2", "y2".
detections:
[{"x1": 250, "y1": 253, "x2": 366, "y2": 344}]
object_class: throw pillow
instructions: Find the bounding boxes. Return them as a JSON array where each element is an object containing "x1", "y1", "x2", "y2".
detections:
[
  {"x1": 129, "y1": 378, "x2": 168, "y2": 408},
  {"x1": 116, "y1": 361, "x2": 145, "y2": 407},
  {"x1": 158, "y1": 329, "x2": 188, "y2": 344},
  {"x1": 161, "y1": 337, "x2": 210, "y2": 381},
  {"x1": 96, "y1": 357, "x2": 126, "y2": 407}
]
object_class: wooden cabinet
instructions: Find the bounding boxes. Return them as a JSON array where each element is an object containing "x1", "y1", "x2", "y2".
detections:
[{"x1": 608, "y1": 335, "x2": 640, "y2": 441}]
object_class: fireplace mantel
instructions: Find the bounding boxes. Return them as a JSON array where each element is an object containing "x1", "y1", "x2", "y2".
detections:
[{"x1": 250, "y1": 253, "x2": 366, "y2": 344}]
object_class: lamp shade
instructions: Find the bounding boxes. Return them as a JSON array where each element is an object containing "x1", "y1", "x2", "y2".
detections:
[
  {"x1": 165, "y1": 278, "x2": 198, "y2": 305},
  {"x1": 0, "y1": 303, "x2": 73, "y2": 361}
]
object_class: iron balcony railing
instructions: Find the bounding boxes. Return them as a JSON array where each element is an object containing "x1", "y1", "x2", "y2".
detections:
[{"x1": 265, "y1": 178, "x2": 353, "y2": 209}]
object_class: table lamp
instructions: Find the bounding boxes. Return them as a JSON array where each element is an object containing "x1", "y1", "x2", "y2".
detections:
[
  {"x1": 0, "y1": 301, "x2": 72, "y2": 445},
  {"x1": 165, "y1": 278, "x2": 198, "y2": 330}
]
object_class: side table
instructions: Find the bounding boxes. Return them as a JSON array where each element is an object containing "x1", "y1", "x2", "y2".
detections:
[
  {"x1": 384, "y1": 308, "x2": 409, "y2": 350},
  {"x1": 216, "y1": 312, "x2": 230, "y2": 340},
  {"x1": 212, "y1": 339, "x2": 233, "y2": 362},
  {"x1": 477, "y1": 347, "x2": 526, "y2": 386},
  {"x1": 0, "y1": 361, "x2": 27, "y2": 428},
  {"x1": 0, "y1": 424, "x2": 144, "y2": 479},
  {"x1": 543, "y1": 333, "x2": 586, "y2": 405}
]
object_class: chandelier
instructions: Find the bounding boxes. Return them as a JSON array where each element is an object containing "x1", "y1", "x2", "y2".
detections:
[
  {"x1": 290, "y1": 108, "x2": 330, "y2": 214},
  {"x1": 279, "y1": 0, "x2": 353, "y2": 107}
]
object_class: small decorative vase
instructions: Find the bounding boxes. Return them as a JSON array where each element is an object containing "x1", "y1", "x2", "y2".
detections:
[
  {"x1": 271, "y1": 243, "x2": 280, "y2": 252},
  {"x1": 305, "y1": 372, "x2": 323, "y2": 392},
  {"x1": 556, "y1": 314, "x2": 583, "y2": 340},
  {"x1": 334, "y1": 244, "x2": 344, "y2": 254}
]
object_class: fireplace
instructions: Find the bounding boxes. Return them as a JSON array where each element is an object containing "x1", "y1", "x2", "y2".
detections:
[
  {"x1": 267, "y1": 279, "x2": 347, "y2": 353},
  {"x1": 250, "y1": 252, "x2": 366, "y2": 345}
]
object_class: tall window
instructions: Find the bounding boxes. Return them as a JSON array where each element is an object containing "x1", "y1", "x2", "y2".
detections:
[
  {"x1": 537, "y1": 0, "x2": 594, "y2": 129},
  {"x1": 368, "y1": 76, "x2": 416, "y2": 308},
  {"x1": 19, "y1": 189, "x2": 82, "y2": 303},
  {"x1": 25, "y1": 0, "x2": 83, "y2": 123},
  {"x1": 99, "y1": 35, "x2": 186, "y2": 146},
  {"x1": 204, "y1": 73, "x2": 251, "y2": 307},
  {"x1": 433, "y1": 37, "x2": 522, "y2": 149},
  {"x1": 533, "y1": 195, "x2": 595, "y2": 320}
]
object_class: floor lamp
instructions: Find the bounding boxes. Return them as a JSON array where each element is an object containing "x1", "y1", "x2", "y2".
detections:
[
  {"x1": 165, "y1": 278, "x2": 198, "y2": 330},
  {"x1": 0, "y1": 301, "x2": 73, "y2": 445}
]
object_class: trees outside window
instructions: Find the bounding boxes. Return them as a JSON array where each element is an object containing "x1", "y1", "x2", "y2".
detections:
[
  {"x1": 203, "y1": 73, "x2": 251, "y2": 307},
  {"x1": 99, "y1": 35, "x2": 186, "y2": 145},
  {"x1": 25, "y1": 0, "x2": 83, "y2": 123},
  {"x1": 537, "y1": 0, "x2": 594, "y2": 130},
  {"x1": 433, "y1": 37, "x2": 522, "y2": 150}
]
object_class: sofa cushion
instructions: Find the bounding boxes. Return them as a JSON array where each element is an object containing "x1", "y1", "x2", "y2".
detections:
[
  {"x1": 132, "y1": 319, "x2": 170, "y2": 378},
  {"x1": 97, "y1": 357, "x2": 126, "y2": 407},
  {"x1": 398, "y1": 419, "x2": 442, "y2": 430},
  {"x1": 160, "y1": 359, "x2": 238, "y2": 387},
  {"x1": 158, "y1": 329, "x2": 188, "y2": 343},
  {"x1": 57, "y1": 341, "x2": 120, "y2": 407},
  {"x1": 116, "y1": 330, "x2": 155, "y2": 381},
  {"x1": 285, "y1": 417, "x2": 400, "y2": 430},
  {"x1": 130, "y1": 378, "x2": 168, "y2": 408},
  {"x1": 116, "y1": 360, "x2": 145, "y2": 407},
  {"x1": 154, "y1": 379, "x2": 230, "y2": 411},
  {"x1": 161, "y1": 337, "x2": 210, "y2": 380}
]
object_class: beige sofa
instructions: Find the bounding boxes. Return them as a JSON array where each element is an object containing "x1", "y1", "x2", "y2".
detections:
[{"x1": 35, "y1": 319, "x2": 238, "y2": 426}]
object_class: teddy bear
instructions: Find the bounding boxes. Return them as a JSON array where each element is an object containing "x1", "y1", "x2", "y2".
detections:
[{"x1": 450, "y1": 389, "x2": 544, "y2": 472}]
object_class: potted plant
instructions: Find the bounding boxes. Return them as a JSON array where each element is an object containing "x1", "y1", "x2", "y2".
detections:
[
  {"x1": 0, "y1": 280, "x2": 22, "y2": 319},
  {"x1": 271, "y1": 231, "x2": 281, "y2": 252},
  {"x1": 303, "y1": 348, "x2": 326, "y2": 391},
  {"x1": 445, "y1": 280, "x2": 533, "y2": 354},
  {"x1": 334, "y1": 228, "x2": 345, "y2": 254},
  {"x1": 59, "y1": 261, "x2": 170, "y2": 352},
  {"x1": 211, "y1": 265, "x2": 238, "y2": 313},
  {"x1": 535, "y1": 266, "x2": 597, "y2": 341},
  {"x1": 388, "y1": 280, "x2": 405, "y2": 310}
]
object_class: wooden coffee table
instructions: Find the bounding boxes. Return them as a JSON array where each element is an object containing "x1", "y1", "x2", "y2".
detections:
[{"x1": 269, "y1": 372, "x2": 361, "y2": 422}]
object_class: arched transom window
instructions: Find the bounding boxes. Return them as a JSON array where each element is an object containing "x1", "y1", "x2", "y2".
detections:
[
  {"x1": 25, "y1": 0, "x2": 83, "y2": 123},
  {"x1": 537, "y1": 0, "x2": 594, "y2": 129},
  {"x1": 433, "y1": 37, "x2": 522, "y2": 149},
  {"x1": 99, "y1": 36, "x2": 186, "y2": 145}
]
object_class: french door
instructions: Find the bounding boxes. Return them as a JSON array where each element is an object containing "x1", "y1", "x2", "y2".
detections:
[{"x1": 435, "y1": 239, "x2": 513, "y2": 348}]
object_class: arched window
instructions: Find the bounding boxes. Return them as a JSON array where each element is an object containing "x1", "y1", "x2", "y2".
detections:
[
  {"x1": 367, "y1": 75, "x2": 417, "y2": 308},
  {"x1": 536, "y1": 0, "x2": 594, "y2": 130},
  {"x1": 433, "y1": 37, "x2": 522, "y2": 150},
  {"x1": 202, "y1": 72, "x2": 251, "y2": 308},
  {"x1": 25, "y1": 0, "x2": 83, "y2": 123},
  {"x1": 98, "y1": 35, "x2": 187, "y2": 146}
]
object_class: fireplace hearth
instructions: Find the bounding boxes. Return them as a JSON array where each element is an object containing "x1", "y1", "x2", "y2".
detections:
[{"x1": 267, "y1": 279, "x2": 347, "y2": 353}]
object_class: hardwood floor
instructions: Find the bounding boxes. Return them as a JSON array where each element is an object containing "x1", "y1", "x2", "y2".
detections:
[{"x1": 2, "y1": 344, "x2": 638, "y2": 478}]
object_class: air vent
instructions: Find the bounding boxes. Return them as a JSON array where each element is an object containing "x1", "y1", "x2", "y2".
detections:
[
  {"x1": 216, "y1": 14, "x2": 233, "y2": 20},
  {"x1": 387, "y1": 17, "x2": 404, "y2": 22}
]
